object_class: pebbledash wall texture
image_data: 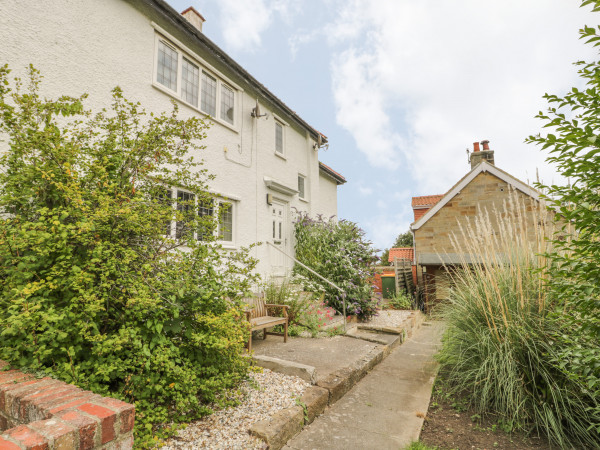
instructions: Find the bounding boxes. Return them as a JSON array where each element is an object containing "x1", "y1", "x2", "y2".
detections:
[{"x1": 0, "y1": 361, "x2": 135, "y2": 449}]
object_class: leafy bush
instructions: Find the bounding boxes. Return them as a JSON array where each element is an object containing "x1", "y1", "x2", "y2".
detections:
[
  {"x1": 387, "y1": 290, "x2": 414, "y2": 310},
  {"x1": 526, "y1": 6, "x2": 600, "y2": 434},
  {"x1": 438, "y1": 193, "x2": 600, "y2": 448},
  {"x1": 262, "y1": 277, "x2": 312, "y2": 325},
  {"x1": 293, "y1": 213, "x2": 378, "y2": 320},
  {"x1": 0, "y1": 66, "x2": 258, "y2": 447}
]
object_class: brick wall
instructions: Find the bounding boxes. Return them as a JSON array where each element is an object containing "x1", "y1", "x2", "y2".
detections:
[{"x1": 0, "y1": 361, "x2": 135, "y2": 449}]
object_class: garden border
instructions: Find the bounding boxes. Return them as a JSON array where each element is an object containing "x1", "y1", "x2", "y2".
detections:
[{"x1": 0, "y1": 361, "x2": 135, "y2": 449}]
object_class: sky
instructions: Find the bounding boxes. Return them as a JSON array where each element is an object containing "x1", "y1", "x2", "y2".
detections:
[{"x1": 167, "y1": 0, "x2": 599, "y2": 252}]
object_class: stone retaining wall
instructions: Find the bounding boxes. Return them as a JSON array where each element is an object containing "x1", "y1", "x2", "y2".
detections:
[{"x1": 0, "y1": 361, "x2": 135, "y2": 449}]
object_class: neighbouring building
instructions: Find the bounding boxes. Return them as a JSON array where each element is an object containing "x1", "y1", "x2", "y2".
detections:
[
  {"x1": 410, "y1": 140, "x2": 544, "y2": 309},
  {"x1": 0, "y1": 0, "x2": 345, "y2": 278}
]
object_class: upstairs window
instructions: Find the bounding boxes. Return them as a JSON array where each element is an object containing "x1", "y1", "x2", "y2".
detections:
[
  {"x1": 275, "y1": 121, "x2": 284, "y2": 155},
  {"x1": 181, "y1": 58, "x2": 199, "y2": 107},
  {"x1": 157, "y1": 41, "x2": 178, "y2": 91},
  {"x1": 298, "y1": 175, "x2": 306, "y2": 200},
  {"x1": 201, "y1": 71, "x2": 217, "y2": 117},
  {"x1": 218, "y1": 202, "x2": 233, "y2": 242},
  {"x1": 155, "y1": 36, "x2": 236, "y2": 127}
]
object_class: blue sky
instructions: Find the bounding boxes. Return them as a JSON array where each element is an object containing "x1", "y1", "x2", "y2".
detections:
[{"x1": 167, "y1": 0, "x2": 598, "y2": 252}]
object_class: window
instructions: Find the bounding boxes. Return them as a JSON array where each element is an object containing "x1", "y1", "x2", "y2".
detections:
[
  {"x1": 157, "y1": 41, "x2": 178, "y2": 91},
  {"x1": 218, "y1": 202, "x2": 233, "y2": 242},
  {"x1": 157, "y1": 188, "x2": 173, "y2": 236},
  {"x1": 298, "y1": 175, "x2": 306, "y2": 200},
  {"x1": 181, "y1": 58, "x2": 199, "y2": 107},
  {"x1": 176, "y1": 191, "x2": 195, "y2": 239},
  {"x1": 201, "y1": 71, "x2": 217, "y2": 117},
  {"x1": 197, "y1": 198, "x2": 214, "y2": 241},
  {"x1": 220, "y1": 85, "x2": 234, "y2": 125},
  {"x1": 155, "y1": 36, "x2": 236, "y2": 126},
  {"x1": 275, "y1": 121, "x2": 284, "y2": 154}
]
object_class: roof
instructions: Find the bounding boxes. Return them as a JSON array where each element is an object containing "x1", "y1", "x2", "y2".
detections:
[
  {"x1": 412, "y1": 195, "x2": 443, "y2": 208},
  {"x1": 410, "y1": 161, "x2": 541, "y2": 231},
  {"x1": 388, "y1": 247, "x2": 414, "y2": 262},
  {"x1": 319, "y1": 162, "x2": 346, "y2": 185},
  {"x1": 180, "y1": 6, "x2": 205, "y2": 21},
  {"x1": 139, "y1": 0, "x2": 326, "y2": 143}
]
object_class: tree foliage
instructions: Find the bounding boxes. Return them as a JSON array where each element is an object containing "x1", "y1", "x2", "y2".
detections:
[
  {"x1": 526, "y1": 4, "x2": 600, "y2": 436},
  {"x1": 293, "y1": 213, "x2": 378, "y2": 320},
  {"x1": 381, "y1": 230, "x2": 413, "y2": 264},
  {"x1": 0, "y1": 66, "x2": 258, "y2": 446}
]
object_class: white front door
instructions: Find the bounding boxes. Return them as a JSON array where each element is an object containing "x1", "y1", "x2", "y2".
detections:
[{"x1": 270, "y1": 201, "x2": 287, "y2": 276}]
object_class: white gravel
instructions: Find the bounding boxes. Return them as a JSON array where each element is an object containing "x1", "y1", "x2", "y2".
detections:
[
  {"x1": 162, "y1": 369, "x2": 310, "y2": 449},
  {"x1": 364, "y1": 309, "x2": 414, "y2": 328}
]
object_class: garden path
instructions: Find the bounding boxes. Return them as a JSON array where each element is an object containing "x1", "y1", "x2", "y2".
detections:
[{"x1": 283, "y1": 321, "x2": 444, "y2": 450}]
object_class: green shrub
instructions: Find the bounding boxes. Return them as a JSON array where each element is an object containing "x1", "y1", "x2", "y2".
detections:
[
  {"x1": 387, "y1": 290, "x2": 414, "y2": 310},
  {"x1": 262, "y1": 277, "x2": 313, "y2": 325},
  {"x1": 0, "y1": 66, "x2": 258, "y2": 447},
  {"x1": 438, "y1": 193, "x2": 600, "y2": 448},
  {"x1": 293, "y1": 212, "x2": 378, "y2": 320}
]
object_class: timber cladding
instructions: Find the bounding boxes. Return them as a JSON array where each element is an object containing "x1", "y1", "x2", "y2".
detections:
[{"x1": 0, "y1": 360, "x2": 135, "y2": 449}]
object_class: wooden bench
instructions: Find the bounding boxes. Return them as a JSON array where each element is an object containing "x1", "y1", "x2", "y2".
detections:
[{"x1": 244, "y1": 294, "x2": 289, "y2": 352}]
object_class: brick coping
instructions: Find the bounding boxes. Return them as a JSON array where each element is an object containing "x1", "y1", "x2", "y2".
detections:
[{"x1": 0, "y1": 360, "x2": 135, "y2": 449}]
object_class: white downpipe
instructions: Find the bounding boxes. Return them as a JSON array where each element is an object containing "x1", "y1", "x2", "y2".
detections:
[{"x1": 266, "y1": 241, "x2": 347, "y2": 332}]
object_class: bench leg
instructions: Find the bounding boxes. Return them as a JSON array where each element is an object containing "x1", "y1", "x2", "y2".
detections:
[
  {"x1": 248, "y1": 333, "x2": 252, "y2": 353},
  {"x1": 284, "y1": 321, "x2": 288, "y2": 343}
]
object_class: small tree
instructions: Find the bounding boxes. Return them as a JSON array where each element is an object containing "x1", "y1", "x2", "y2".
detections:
[
  {"x1": 0, "y1": 66, "x2": 258, "y2": 445},
  {"x1": 526, "y1": 3, "x2": 600, "y2": 435},
  {"x1": 381, "y1": 230, "x2": 413, "y2": 264},
  {"x1": 293, "y1": 213, "x2": 378, "y2": 320}
]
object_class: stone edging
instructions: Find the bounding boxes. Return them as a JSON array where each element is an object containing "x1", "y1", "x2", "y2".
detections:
[
  {"x1": 0, "y1": 361, "x2": 135, "y2": 449},
  {"x1": 250, "y1": 311, "x2": 424, "y2": 449}
]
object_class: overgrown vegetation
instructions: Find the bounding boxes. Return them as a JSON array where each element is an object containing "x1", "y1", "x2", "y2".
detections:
[
  {"x1": 438, "y1": 193, "x2": 600, "y2": 448},
  {"x1": 386, "y1": 289, "x2": 414, "y2": 310},
  {"x1": 526, "y1": 1, "x2": 600, "y2": 436},
  {"x1": 0, "y1": 66, "x2": 258, "y2": 447},
  {"x1": 293, "y1": 213, "x2": 378, "y2": 320}
]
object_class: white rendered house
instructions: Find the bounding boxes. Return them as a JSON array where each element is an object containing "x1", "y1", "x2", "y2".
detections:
[{"x1": 0, "y1": 0, "x2": 345, "y2": 278}]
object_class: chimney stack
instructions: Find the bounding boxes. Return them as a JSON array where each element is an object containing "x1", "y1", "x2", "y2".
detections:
[
  {"x1": 181, "y1": 6, "x2": 205, "y2": 32},
  {"x1": 469, "y1": 139, "x2": 495, "y2": 169}
]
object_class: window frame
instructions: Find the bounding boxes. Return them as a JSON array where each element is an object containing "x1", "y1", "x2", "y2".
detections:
[
  {"x1": 297, "y1": 174, "x2": 307, "y2": 201},
  {"x1": 274, "y1": 120, "x2": 285, "y2": 157},
  {"x1": 153, "y1": 32, "x2": 240, "y2": 131}
]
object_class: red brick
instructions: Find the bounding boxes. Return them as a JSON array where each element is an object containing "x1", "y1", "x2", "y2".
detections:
[
  {"x1": 0, "y1": 379, "x2": 46, "y2": 414},
  {"x1": 26, "y1": 386, "x2": 80, "y2": 420},
  {"x1": 0, "y1": 371, "x2": 31, "y2": 386},
  {"x1": 6, "y1": 425, "x2": 48, "y2": 450},
  {"x1": 0, "y1": 437, "x2": 21, "y2": 450},
  {"x1": 18, "y1": 380, "x2": 68, "y2": 419},
  {"x1": 46, "y1": 392, "x2": 97, "y2": 415},
  {"x1": 96, "y1": 398, "x2": 135, "y2": 434},
  {"x1": 55, "y1": 410, "x2": 98, "y2": 450},
  {"x1": 116, "y1": 434, "x2": 134, "y2": 449},
  {"x1": 0, "y1": 415, "x2": 8, "y2": 431},
  {"x1": 6, "y1": 379, "x2": 57, "y2": 419},
  {"x1": 28, "y1": 418, "x2": 77, "y2": 450},
  {"x1": 77, "y1": 403, "x2": 116, "y2": 444}
]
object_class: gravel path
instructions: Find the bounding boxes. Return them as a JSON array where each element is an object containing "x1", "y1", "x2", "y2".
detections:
[{"x1": 162, "y1": 369, "x2": 310, "y2": 449}]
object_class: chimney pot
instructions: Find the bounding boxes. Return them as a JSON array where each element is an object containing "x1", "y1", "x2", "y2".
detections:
[
  {"x1": 481, "y1": 140, "x2": 490, "y2": 151},
  {"x1": 473, "y1": 142, "x2": 480, "y2": 152}
]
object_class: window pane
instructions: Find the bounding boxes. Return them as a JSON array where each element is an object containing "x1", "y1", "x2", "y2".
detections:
[
  {"x1": 182, "y1": 58, "x2": 199, "y2": 107},
  {"x1": 157, "y1": 41, "x2": 178, "y2": 91},
  {"x1": 219, "y1": 202, "x2": 233, "y2": 242},
  {"x1": 201, "y1": 71, "x2": 217, "y2": 116},
  {"x1": 176, "y1": 191, "x2": 195, "y2": 239},
  {"x1": 298, "y1": 175, "x2": 305, "y2": 199},
  {"x1": 156, "y1": 188, "x2": 173, "y2": 236},
  {"x1": 220, "y1": 85, "x2": 234, "y2": 124},
  {"x1": 275, "y1": 122, "x2": 283, "y2": 153},
  {"x1": 197, "y1": 198, "x2": 214, "y2": 241}
]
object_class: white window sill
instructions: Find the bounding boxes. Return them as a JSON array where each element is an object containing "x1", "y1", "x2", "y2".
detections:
[
  {"x1": 219, "y1": 243, "x2": 237, "y2": 250},
  {"x1": 299, "y1": 197, "x2": 309, "y2": 203},
  {"x1": 275, "y1": 152, "x2": 286, "y2": 161},
  {"x1": 152, "y1": 82, "x2": 239, "y2": 133}
]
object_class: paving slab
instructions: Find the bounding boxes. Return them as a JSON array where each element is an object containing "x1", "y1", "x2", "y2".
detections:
[
  {"x1": 251, "y1": 335, "x2": 380, "y2": 383},
  {"x1": 283, "y1": 321, "x2": 444, "y2": 450}
]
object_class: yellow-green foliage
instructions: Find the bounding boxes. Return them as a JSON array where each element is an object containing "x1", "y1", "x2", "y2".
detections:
[{"x1": 0, "y1": 66, "x2": 258, "y2": 447}]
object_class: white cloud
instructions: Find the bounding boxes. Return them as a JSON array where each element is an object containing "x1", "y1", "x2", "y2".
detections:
[
  {"x1": 326, "y1": 0, "x2": 598, "y2": 194},
  {"x1": 215, "y1": 0, "x2": 297, "y2": 52}
]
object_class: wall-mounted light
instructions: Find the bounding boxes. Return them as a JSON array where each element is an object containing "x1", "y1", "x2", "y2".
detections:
[
  {"x1": 313, "y1": 133, "x2": 329, "y2": 151},
  {"x1": 266, "y1": 193, "x2": 273, "y2": 205}
]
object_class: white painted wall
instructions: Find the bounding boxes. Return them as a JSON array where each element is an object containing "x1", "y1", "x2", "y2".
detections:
[
  {"x1": 317, "y1": 173, "x2": 339, "y2": 220},
  {"x1": 0, "y1": 0, "x2": 340, "y2": 278}
]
